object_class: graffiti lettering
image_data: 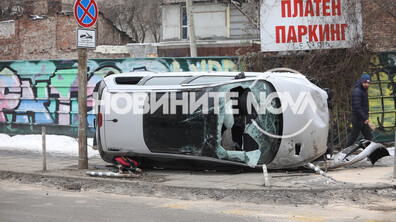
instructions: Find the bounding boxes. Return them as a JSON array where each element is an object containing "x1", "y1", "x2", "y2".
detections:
[
  {"x1": 0, "y1": 57, "x2": 238, "y2": 136},
  {"x1": 367, "y1": 53, "x2": 396, "y2": 135}
]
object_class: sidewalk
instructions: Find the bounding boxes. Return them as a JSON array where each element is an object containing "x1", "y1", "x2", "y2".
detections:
[{"x1": 1, "y1": 149, "x2": 395, "y2": 193}]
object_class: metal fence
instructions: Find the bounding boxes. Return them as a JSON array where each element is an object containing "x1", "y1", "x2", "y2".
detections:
[
  {"x1": 330, "y1": 109, "x2": 396, "y2": 152},
  {"x1": 329, "y1": 110, "x2": 351, "y2": 151}
]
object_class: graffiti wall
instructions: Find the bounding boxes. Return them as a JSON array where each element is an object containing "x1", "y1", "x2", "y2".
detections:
[
  {"x1": 0, "y1": 57, "x2": 239, "y2": 136},
  {"x1": 368, "y1": 52, "x2": 396, "y2": 140},
  {"x1": 1, "y1": 54, "x2": 395, "y2": 142}
]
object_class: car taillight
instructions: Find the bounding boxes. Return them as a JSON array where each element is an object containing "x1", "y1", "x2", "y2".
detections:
[{"x1": 99, "y1": 113, "x2": 103, "y2": 128}]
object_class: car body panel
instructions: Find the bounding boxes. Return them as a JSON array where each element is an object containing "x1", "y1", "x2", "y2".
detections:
[{"x1": 95, "y1": 70, "x2": 329, "y2": 169}]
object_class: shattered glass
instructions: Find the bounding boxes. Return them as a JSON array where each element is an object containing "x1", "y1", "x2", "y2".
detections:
[{"x1": 143, "y1": 80, "x2": 282, "y2": 167}]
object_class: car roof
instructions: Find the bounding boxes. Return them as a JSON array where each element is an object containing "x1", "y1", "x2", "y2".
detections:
[{"x1": 102, "y1": 69, "x2": 307, "y2": 91}]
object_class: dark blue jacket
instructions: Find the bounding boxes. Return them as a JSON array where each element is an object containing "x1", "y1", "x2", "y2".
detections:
[{"x1": 351, "y1": 80, "x2": 369, "y2": 120}]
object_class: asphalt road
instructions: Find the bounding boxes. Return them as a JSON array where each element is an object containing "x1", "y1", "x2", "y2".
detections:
[
  {"x1": 1, "y1": 149, "x2": 395, "y2": 221},
  {"x1": 1, "y1": 182, "x2": 395, "y2": 222},
  {"x1": 0, "y1": 182, "x2": 264, "y2": 222}
]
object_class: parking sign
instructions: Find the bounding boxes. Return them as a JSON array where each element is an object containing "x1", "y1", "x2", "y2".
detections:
[{"x1": 77, "y1": 28, "x2": 96, "y2": 48}]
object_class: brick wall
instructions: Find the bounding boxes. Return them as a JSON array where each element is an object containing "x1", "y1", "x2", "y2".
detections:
[
  {"x1": 97, "y1": 14, "x2": 131, "y2": 46},
  {"x1": 361, "y1": 0, "x2": 396, "y2": 52},
  {"x1": 56, "y1": 14, "x2": 77, "y2": 52},
  {"x1": 0, "y1": 0, "x2": 132, "y2": 61},
  {"x1": 32, "y1": 0, "x2": 48, "y2": 15},
  {"x1": 1, "y1": 0, "x2": 394, "y2": 60},
  {"x1": 19, "y1": 18, "x2": 58, "y2": 60}
]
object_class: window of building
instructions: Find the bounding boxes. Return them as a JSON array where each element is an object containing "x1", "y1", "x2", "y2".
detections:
[{"x1": 181, "y1": 6, "x2": 188, "y2": 39}]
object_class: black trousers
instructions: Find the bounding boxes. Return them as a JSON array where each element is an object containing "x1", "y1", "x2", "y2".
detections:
[{"x1": 346, "y1": 115, "x2": 372, "y2": 147}]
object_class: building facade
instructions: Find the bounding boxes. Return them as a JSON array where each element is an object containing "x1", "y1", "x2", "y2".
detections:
[
  {"x1": 155, "y1": 0, "x2": 261, "y2": 57},
  {"x1": 0, "y1": 0, "x2": 132, "y2": 61}
]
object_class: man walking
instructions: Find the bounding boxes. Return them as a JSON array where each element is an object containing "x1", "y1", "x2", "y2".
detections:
[{"x1": 346, "y1": 73, "x2": 372, "y2": 147}]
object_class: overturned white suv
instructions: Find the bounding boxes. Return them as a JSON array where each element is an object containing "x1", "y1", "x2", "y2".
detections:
[{"x1": 94, "y1": 68, "x2": 332, "y2": 169}]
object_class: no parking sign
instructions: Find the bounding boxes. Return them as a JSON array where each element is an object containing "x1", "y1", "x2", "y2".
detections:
[
  {"x1": 74, "y1": 0, "x2": 98, "y2": 48},
  {"x1": 74, "y1": 0, "x2": 98, "y2": 28},
  {"x1": 73, "y1": 1, "x2": 98, "y2": 168}
]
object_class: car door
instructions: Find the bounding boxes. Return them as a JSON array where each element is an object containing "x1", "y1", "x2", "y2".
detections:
[{"x1": 103, "y1": 90, "x2": 149, "y2": 153}]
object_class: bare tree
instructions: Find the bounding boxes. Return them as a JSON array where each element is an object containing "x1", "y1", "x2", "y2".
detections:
[{"x1": 98, "y1": 0, "x2": 161, "y2": 43}]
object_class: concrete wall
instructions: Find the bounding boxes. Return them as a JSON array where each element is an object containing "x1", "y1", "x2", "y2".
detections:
[
  {"x1": 162, "y1": 5, "x2": 182, "y2": 41},
  {"x1": 0, "y1": 53, "x2": 395, "y2": 143},
  {"x1": 0, "y1": 21, "x2": 17, "y2": 59},
  {"x1": 193, "y1": 4, "x2": 227, "y2": 39}
]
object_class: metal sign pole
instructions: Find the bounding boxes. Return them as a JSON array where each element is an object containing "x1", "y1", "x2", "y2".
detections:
[
  {"x1": 78, "y1": 48, "x2": 88, "y2": 169},
  {"x1": 74, "y1": 0, "x2": 97, "y2": 170}
]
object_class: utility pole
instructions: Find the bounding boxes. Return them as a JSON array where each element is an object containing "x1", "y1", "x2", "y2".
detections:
[
  {"x1": 78, "y1": 48, "x2": 88, "y2": 169},
  {"x1": 186, "y1": 0, "x2": 197, "y2": 57}
]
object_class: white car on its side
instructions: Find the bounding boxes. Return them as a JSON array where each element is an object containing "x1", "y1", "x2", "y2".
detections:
[{"x1": 94, "y1": 68, "x2": 331, "y2": 169}]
